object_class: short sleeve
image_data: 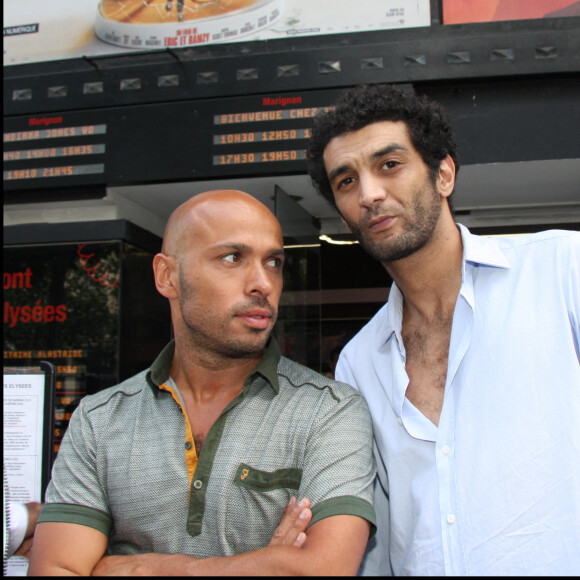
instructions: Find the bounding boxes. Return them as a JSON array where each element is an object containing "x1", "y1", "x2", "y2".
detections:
[
  {"x1": 299, "y1": 386, "x2": 376, "y2": 532},
  {"x1": 39, "y1": 400, "x2": 112, "y2": 536}
]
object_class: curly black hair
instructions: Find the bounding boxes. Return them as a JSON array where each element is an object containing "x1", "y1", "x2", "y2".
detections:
[{"x1": 306, "y1": 84, "x2": 459, "y2": 210}]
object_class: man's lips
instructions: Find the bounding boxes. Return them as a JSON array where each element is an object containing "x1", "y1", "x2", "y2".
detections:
[
  {"x1": 368, "y1": 215, "x2": 396, "y2": 231},
  {"x1": 237, "y1": 309, "x2": 274, "y2": 330}
]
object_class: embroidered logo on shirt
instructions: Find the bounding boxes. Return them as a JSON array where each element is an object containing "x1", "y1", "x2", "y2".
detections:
[{"x1": 241, "y1": 468, "x2": 250, "y2": 480}]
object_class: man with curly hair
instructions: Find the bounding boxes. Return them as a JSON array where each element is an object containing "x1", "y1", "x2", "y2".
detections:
[{"x1": 307, "y1": 84, "x2": 580, "y2": 575}]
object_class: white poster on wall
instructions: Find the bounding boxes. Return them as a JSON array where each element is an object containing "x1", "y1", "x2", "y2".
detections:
[
  {"x1": 3, "y1": 374, "x2": 46, "y2": 504},
  {"x1": 3, "y1": 0, "x2": 431, "y2": 66},
  {"x1": 3, "y1": 371, "x2": 47, "y2": 576}
]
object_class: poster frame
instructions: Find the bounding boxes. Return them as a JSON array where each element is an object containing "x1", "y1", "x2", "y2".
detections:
[{"x1": 3, "y1": 360, "x2": 56, "y2": 501}]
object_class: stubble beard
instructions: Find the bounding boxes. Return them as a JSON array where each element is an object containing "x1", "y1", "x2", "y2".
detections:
[
  {"x1": 344, "y1": 181, "x2": 442, "y2": 264},
  {"x1": 178, "y1": 272, "x2": 276, "y2": 360}
]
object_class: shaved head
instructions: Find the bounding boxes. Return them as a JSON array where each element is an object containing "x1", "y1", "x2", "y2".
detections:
[
  {"x1": 154, "y1": 189, "x2": 285, "y2": 364},
  {"x1": 162, "y1": 190, "x2": 281, "y2": 257}
]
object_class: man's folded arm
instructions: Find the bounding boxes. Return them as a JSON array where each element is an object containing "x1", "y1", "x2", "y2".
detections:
[
  {"x1": 92, "y1": 514, "x2": 370, "y2": 576},
  {"x1": 28, "y1": 513, "x2": 370, "y2": 576},
  {"x1": 28, "y1": 521, "x2": 109, "y2": 576},
  {"x1": 27, "y1": 496, "x2": 314, "y2": 576}
]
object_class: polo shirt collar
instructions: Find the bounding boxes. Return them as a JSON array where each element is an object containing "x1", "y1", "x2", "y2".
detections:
[
  {"x1": 148, "y1": 340, "x2": 175, "y2": 389},
  {"x1": 147, "y1": 337, "x2": 281, "y2": 395},
  {"x1": 247, "y1": 336, "x2": 281, "y2": 394}
]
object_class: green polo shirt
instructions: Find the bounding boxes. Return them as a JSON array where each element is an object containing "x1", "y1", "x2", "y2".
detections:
[{"x1": 40, "y1": 339, "x2": 376, "y2": 557}]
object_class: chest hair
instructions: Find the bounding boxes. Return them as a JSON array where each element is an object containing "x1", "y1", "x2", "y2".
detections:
[{"x1": 402, "y1": 311, "x2": 453, "y2": 425}]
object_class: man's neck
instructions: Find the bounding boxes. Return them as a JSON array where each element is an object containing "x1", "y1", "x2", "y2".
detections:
[
  {"x1": 170, "y1": 340, "x2": 263, "y2": 403},
  {"x1": 385, "y1": 219, "x2": 463, "y2": 323}
]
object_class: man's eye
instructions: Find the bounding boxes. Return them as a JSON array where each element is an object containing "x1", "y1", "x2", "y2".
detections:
[
  {"x1": 337, "y1": 176, "x2": 355, "y2": 189},
  {"x1": 266, "y1": 258, "x2": 282, "y2": 268},
  {"x1": 222, "y1": 253, "x2": 239, "y2": 264},
  {"x1": 383, "y1": 160, "x2": 399, "y2": 170}
]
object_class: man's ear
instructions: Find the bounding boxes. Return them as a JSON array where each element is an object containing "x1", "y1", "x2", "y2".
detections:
[
  {"x1": 437, "y1": 155, "x2": 456, "y2": 200},
  {"x1": 153, "y1": 253, "x2": 178, "y2": 298}
]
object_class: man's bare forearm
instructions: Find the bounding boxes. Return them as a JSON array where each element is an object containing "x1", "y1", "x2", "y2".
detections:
[
  {"x1": 92, "y1": 515, "x2": 370, "y2": 577},
  {"x1": 92, "y1": 546, "x2": 305, "y2": 576},
  {"x1": 93, "y1": 544, "x2": 338, "y2": 576}
]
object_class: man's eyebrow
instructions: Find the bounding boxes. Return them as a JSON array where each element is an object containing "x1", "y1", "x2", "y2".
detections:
[
  {"x1": 210, "y1": 243, "x2": 285, "y2": 257},
  {"x1": 327, "y1": 143, "x2": 409, "y2": 184},
  {"x1": 327, "y1": 164, "x2": 351, "y2": 185},
  {"x1": 370, "y1": 143, "x2": 407, "y2": 161},
  {"x1": 210, "y1": 242, "x2": 252, "y2": 253},
  {"x1": 270, "y1": 248, "x2": 285, "y2": 259}
]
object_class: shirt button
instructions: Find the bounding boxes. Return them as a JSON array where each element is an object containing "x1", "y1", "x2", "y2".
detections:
[
  {"x1": 185, "y1": 441, "x2": 192, "y2": 450},
  {"x1": 193, "y1": 479, "x2": 203, "y2": 490},
  {"x1": 447, "y1": 514, "x2": 456, "y2": 525},
  {"x1": 397, "y1": 417, "x2": 403, "y2": 426},
  {"x1": 442, "y1": 445, "x2": 450, "y2": 455}
]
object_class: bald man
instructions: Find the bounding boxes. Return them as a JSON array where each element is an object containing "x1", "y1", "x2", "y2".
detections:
[{"x1": 29, "y1": 190, "x2": 376, "y2": 576}]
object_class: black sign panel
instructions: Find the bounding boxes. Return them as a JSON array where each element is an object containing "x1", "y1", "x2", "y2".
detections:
[
  {"x1": 3, "y1": 122, "x2": 108, "y2": 187},
  {"x1": 3, "y1": 89, "x2": 342, "y2": 194}
]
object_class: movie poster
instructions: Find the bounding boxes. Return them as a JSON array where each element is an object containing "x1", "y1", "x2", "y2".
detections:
[
  {"x1": 4, "y1": 0, "x2": 431, "y2": 66},
  {"x1": 443, "y1": 0, "x2": 580, "y2": 24}
]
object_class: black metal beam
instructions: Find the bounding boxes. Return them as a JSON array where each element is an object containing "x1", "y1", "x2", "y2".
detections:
[{"x1": 4, "y1": 17, "x2": 579, "y2": 117}]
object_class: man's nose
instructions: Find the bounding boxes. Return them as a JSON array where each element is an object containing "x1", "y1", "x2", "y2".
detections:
[
  {"x1": 246, "y1": 262, "x2": 274, "y2": 296},
  {"x1": 358, "y1": 175, "x2": 388, "y2": 208}
]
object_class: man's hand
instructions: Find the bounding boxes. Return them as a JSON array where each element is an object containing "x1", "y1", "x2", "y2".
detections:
[
  {"x1": 13, "y1": 501, "x2": 42, "y2": 559},
  {"x1": 268, "y1": 496, "x2": 312, "y2": 548}
]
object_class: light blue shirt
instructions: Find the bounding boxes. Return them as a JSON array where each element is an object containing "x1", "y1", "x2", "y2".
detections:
[{"x1": 336, "y1": 225, "x2": 580, "y2": 576}]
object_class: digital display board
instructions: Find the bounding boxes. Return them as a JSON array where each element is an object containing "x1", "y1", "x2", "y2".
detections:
[
  {"x1": 213, "y1": 128, "x2": 312, "y2": 145},
  {"x1": 205, "y1": 94, "x2": 339, "y2": 175},
  {"x1": 208, "y1": 101, "x2": 335, "y2": 168},
  {"x1": 4, "y1": 144, "x2": 105, "y2": 162},
  {"x1": 213, "y1": 150, "x2": 307, "y2": 166},
  {"x1": 4, "y1": 164, "x2": 105, "y2": 181},
  {"x1": 3, "y1": 122, "x2": 107, "y2": 186},
  {"x1": 4, "y1": 124, "x2": 107, "y2": 141},
  {"x1": 3, "y1": 88, "x2": 343, "y2": 194},
  {"x1": 213, "y1": 107, "x2": 329, "y2": 124}
]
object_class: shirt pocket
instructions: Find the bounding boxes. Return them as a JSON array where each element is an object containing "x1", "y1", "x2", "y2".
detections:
[
  {"x1": 222, "y1": 463, "x2": 303, "y2": 553},
  {"x1": 234, "y1": 463, "x2": 302, "y2": 491}
]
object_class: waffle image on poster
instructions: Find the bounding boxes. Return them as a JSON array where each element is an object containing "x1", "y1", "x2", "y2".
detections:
[{"x1": 95, "y1": 0, "x2": 284, "y2": 48}]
